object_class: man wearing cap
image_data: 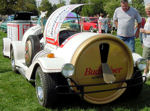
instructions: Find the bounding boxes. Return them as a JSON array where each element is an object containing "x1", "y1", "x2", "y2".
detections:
[{"x1": 113, "y1": 0, "x2": 142, "y2": 52}]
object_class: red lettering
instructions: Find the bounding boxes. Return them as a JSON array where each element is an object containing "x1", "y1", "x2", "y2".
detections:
[
  {"x1": 84, "y1": 68, "x2": 91, "y2": 76},
  {"x1": 111, "y1": 67, "x2": 123, "y2": 73},
  {"x1": 84, "y1": 67, "x2": 123, "y2": 76},
  {"x1": 84, "y1": 68, "x2": 102, "y2": 76}
]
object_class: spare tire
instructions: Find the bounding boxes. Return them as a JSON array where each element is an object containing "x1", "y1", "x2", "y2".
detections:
[
  {"x1": 71, "y1": 34, "x2": 134, "y2": 104},
  {"x1": 25, "y1": 35, "x2": 41, "y2": 67}
]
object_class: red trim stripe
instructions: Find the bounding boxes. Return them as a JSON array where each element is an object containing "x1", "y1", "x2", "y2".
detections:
[
  {"x1": 46, "y1": 37, "x2": 56, "y2": 45},
  {"x1": 17, "y1": 25, "x2": 20, "y2": 40}
]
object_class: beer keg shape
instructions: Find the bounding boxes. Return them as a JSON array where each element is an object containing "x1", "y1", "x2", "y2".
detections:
[{"x1": 71, "y1": 34, "x2": 133, "y2": 104}]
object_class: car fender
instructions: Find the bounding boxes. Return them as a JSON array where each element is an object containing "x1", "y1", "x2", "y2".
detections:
[
  {"x1": 11, "y1": 41, "x2": 25, "y2": 66},
  {"x1": 3, "y1": 37, "x2": 11, "y2": 57},
  {"x1": 22, "y1": 25, "x2": 42, "y2": 44},
  {"x1": 26, "y1": 57, "x2": 65, "y2": 80}
]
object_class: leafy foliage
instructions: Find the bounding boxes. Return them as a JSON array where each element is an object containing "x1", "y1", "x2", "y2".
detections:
[
  {"x1": 56, "y1": 0, "x2": 66, "y2": 8},
  {"x1": 81, "y1": 0, "x2": 105, "y2": 16},
  {"x1": 0, "y1": 0, "x2": 146, "y2": 19},
  {"x1": 104, "y1": 0, "x2": 120, "y2": 17},
  {"x1": 0, "y1": 0, "x2": 38, "y2": 15},
  {"x1": 0, "y1": 0, "x2": 17, "y2": 14},
  {"x1": 70, "y1": 0, "x2": 146, "y2": 18},
  {"x1": 38, "y1": 0, "x2": 53, "y2": 17},
  {"x1": 132, "y1": 0, "x2": 146, "y2": 17}
]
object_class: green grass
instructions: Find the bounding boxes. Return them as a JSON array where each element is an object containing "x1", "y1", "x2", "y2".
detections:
[{"x1": 0, "y1": 31, "x2": 150, "y2": 111}]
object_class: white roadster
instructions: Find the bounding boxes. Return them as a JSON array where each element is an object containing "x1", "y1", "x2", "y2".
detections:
[{"x1": 2, "y1": 4, "x2": 146, "y2": 107}]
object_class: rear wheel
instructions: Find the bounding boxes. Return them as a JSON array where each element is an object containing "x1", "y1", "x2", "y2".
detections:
[
  {"x1": 25, "y1": 35, "x2": 41, "y2": 67},
  {"x1": 10, "y1": 49, "x2": 17, "y2": 72},
  {"x1": 122, "y1": 68, "x2": 143, "y2": 98},
  {"x1": 35, "y1": 67, "x2": 57, "y2": 107}
]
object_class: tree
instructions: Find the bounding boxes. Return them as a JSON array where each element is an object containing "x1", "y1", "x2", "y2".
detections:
[
  {"x1": 0, "y1": 0, "x2": 38, "y2": 15},
  {"x1": 81, "y1": 0, "x2": 105, "y2": 16},
  {"x1": 104, "y1": 0, "x2": 120, "y2": 17},
  {"x1": 70, "y1": 0, "x2": 145, "y2": 18},
  {"x1": 70, "y1": 0, "x2": 108, "y2": 16},
  {"x1": 56, "y1": 0, "x2": 66, "y2": 8},
  {"x1": 70, "y1": 0, "x2": 85, "y2": 4},
  {"x1": 14, "y1": 0, "x2": 38, "y2": 15},
  {"x1": 131, "y1": 0, "x2": 145, "y2": 17},
  {"x1": 38, "y1": 0, "x2": 53, "y2": 17},
  {"x1": 0, "y1": 0, "x2": 17, "y2": 15}
]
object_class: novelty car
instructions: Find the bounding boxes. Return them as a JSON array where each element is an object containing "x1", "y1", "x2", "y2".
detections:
[{"x1": 2, "y1": 4, "x2": 146, "y2": 108}]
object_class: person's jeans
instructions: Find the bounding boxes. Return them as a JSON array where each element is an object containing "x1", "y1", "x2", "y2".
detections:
[
  {"x1": 105, "y1": 25, "x2": 108, "y2": 33},
  {"x1": 117, "y1": 35, "x2": 135, "y2": 52}
]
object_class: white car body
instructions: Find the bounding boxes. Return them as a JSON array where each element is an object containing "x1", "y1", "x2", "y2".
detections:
[{"x1": 2, "y1": 4, "x2": 145, "y2": 107}]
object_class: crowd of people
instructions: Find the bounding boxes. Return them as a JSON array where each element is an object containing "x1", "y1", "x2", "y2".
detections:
[{"x1": 98, "y1": 13, "x2": 112, "y2": 34}]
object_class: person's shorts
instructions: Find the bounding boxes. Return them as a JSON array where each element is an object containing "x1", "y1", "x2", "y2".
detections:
[{"x1": 142, "y1": 46, "x2": 150, "y2": 60}]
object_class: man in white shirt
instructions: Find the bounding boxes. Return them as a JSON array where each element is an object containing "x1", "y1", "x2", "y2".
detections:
[{"x1": 113, "y1": 0, "x2": 142, "y2": 52}]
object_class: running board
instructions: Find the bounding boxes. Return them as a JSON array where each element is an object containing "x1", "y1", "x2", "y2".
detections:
[{"x1": 16, "y1": 67, "x2": 26, "y2": 78}]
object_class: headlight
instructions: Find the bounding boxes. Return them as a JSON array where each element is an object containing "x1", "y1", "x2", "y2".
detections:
[
  {"x1": 136, "y1": 58, "x2": 147, "y2": 71},
  {"x1": 62, "y1": 63, "x2": 74, "y2": 78}
]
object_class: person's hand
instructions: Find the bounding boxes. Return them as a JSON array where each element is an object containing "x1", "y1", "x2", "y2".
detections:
[{"x1": 140, "y1": 28, "x2": 145, "y2": 33}]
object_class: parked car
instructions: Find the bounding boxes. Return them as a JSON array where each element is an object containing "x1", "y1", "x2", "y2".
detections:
[
  {"x1": 81, "y1": 17, "x2": 98, "y2": 32},
  {"x1": 0, "y1": 15, "x2": 14, "y2": 32},
  {"x1": 3, "y1": 4, "x2": 146, "y2": 108}
]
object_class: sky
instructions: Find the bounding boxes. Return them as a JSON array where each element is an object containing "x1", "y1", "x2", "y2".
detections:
[
  {"x1": 144, "y1": 0, "x2": 150, "y2": 5},
  {"x1": 50, "y1": 0, "x2": 70, "y2": 5},
  {"x1": 36, "y1": 0, "x2": 70, "y2": 7}
]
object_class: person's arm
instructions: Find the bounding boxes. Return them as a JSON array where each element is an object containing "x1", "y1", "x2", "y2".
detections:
[
  {"x1": 113, "y1": 8, "x2": 118, "y2": 28},
  {"x1": 135, "y1": 9, "x2": 142, "y2": 38},
  {"x1": 140, "y1": 28, "x2": 150, "y2": 34},
  {"x1": 144, "y1": 30, "x2": 150, "y2": 34},
  {"x1": 135, "y1": 23, "x2": 141, "y2": 38},
  {"x1": 114, "y1": 20, "x2": 118, "y2": 29}
]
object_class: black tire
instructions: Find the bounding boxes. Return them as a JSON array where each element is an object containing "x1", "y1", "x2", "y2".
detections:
[
  {"x1": 121, "y1": 68, "x2": 143, "y2": 98},
  {"x1": 25, "y1": 35, "x2": 41, "y2": 67},
  {"x1": 35, "y1": 67, "x2": 57, "y2": 107},
  {"x1": 10, "y1": 49, "x2": 17, "y2": 72}
]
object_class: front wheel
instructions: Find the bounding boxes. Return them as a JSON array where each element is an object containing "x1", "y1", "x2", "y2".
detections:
[
  {"x1": 10, "y1": 49, "x2": 17, "y2": 72},
  {"x1": 35, "y1": 67, "x2": 57, "y2": 107}
]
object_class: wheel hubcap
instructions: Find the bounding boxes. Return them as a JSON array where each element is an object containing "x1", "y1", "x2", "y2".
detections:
[
  {"x1": 11, "y1": 52, "x2": 15, "y2": 69},
  {"x1": 36, "y1": 71, "x2": 44, "y2": 101},
  {"x1": 37, "y1": 86, "x2": 44, "y2": 100},
  {"x1": 11, "y1": 59, "x2": 15, "y2": 68}
]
